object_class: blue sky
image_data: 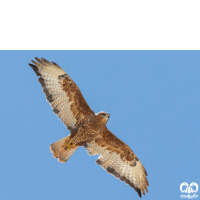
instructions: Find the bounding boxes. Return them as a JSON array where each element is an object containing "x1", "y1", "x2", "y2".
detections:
[{"x1": 0, "y1": 51, "x2": 199, "y2": 200}]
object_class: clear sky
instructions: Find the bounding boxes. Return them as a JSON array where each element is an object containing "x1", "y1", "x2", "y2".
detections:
[{"x1": 0, "y1": 51, "x2": 199, "y2": 200}]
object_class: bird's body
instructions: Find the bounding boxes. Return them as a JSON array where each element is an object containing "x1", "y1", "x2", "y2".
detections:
[
  {"x1": 69, "y1": 112, "x2": 110, "y2": 146},
  {"x1": 29, "y1": 57, "x2": 149, "y2": 197}
]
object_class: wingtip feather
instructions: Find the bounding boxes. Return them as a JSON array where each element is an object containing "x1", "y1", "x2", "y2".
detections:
[{"x1": 29, "y1": 63, "x2": 41, "y2": 76}]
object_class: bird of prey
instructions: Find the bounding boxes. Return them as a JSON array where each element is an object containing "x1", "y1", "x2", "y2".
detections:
[{"x1": 29, "y1": 57, "x2": 149, "y2": 197}]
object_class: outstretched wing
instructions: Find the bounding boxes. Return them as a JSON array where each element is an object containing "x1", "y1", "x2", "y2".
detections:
[
  {"x1": 29, "y1": 57, "x2": 94, "y2": 130},
  {"x1": 84, "y1": 128, "x2": 149, "y2": 197}
]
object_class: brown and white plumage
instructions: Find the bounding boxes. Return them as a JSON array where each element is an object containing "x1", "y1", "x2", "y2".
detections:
[
  {"x1": 84, "y1": 128, "x2": 148, "y2": 197},
  {"x1": 29, "y1": 57, "x2": 149, "y2": 197},
  {"x1": 29, "y1": 57, "x2": 94, "y2": 130}
]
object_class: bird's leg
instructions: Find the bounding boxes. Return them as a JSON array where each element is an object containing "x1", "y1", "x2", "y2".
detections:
[{"x1": 62, "y1": 137, "x2": 75, "y2": 150}]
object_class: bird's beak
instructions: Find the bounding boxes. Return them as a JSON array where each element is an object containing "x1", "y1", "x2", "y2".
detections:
[{"x1": 107, "y1": 114, "x2": 110, "y2": 118}]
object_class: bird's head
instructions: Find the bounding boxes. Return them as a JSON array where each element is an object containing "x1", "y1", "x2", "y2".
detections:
[{"x1": 96, "y1": 111, "x2": 110, "y2": 124}]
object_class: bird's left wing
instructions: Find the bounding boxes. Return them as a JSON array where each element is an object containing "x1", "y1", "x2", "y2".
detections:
[{"x1": 83, "y1": 128, "x2": 149, "y2": 197}]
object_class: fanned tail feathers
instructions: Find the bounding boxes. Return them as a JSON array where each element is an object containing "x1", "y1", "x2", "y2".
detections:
[{"x1": 50, "y1": 136, "x2": 78, "y2": 163}]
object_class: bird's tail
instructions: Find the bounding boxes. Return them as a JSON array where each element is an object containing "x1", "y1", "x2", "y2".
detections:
[{"x1": 50, "y1": 135, "x2": 78, "y2": 163}]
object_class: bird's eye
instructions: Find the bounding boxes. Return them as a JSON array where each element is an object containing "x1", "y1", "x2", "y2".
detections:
[{"x1": 102, "y1": 113, "x2": 106, "y2": 116}]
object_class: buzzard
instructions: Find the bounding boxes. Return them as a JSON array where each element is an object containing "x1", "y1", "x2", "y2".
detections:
[{"x1": 29, "y1": 57, "x2": 149, "y2": 197}]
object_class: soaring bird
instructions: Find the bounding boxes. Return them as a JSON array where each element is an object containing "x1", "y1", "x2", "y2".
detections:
[{"x1": 29, "y1": 57, "x2": 149, "y2": 197}]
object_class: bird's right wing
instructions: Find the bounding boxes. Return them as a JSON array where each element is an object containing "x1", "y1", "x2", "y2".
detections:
[{"x1": 29, "y1": 57, "x2": 94, "y2": 130}]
